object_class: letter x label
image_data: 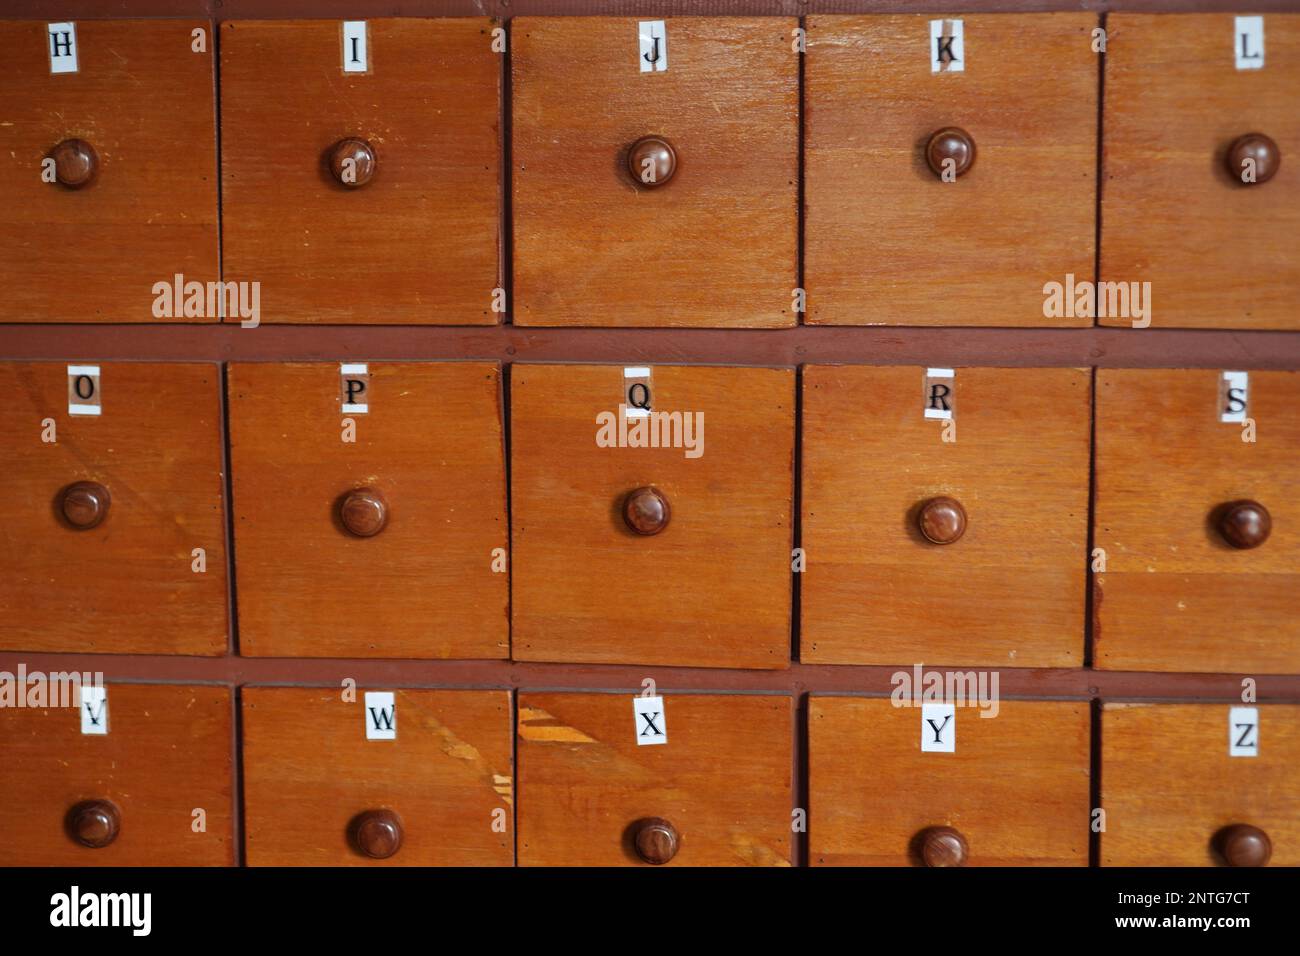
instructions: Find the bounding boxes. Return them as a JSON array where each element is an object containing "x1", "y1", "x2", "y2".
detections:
[
  {"x1": 921, "y1": 702, "x2": 955, "y2": 753},
  {"x1": 634, "y1": 695, "x2": 667, "y2": 746}
]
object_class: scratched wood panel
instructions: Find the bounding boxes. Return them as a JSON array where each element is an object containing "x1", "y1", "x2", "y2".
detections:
[
  {"x1": 0, "y1": 20, "x2": 218, "y2": 323},
  {"x1": 220, "y1": 19, "x2": 500, "y2": 324},
  {"x1": 511, "y1": 364, "x2": 794, "y2": 668},
  {"x1": 228, "y1": 362, "x2": 508, "y2": 658},
  {"x1": 1101, "y1": 702, "x2": 1300, "y2": 866},
  {"x1": 0, "y1": 362, "x2": 229, "y2": 655},
  {"x1": 1094, "y1": 370, "x2": 1300, "y2": 674},
  {"x1": 804, "y1": 13, "x2": 1096, "y2": 326},
  {"x1": 810, "y1": 697, "x2": 1090, "y2": 866},
  {"x1": 1102, "y1": 14, "x2": 1300, "y2": 329},
  {"x1": 517, "y1": 692, "x2": 792, "y2": 865},
  {"x1": 243, "y1": 687, "x2": 513, "y2": 866},
  {"x1": 802, "y1": 365, "x2": 1090, "y2": 667},
  {"x1": 0, "y1": 684, "x2": 234, "y2": 866},
  {"x1": 512, "y1": 17, "x2": 798, "y2": 327}
]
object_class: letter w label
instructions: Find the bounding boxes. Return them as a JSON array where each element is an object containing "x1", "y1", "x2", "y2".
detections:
[
  {"x1": 365, "y1": 691, "x2": 396, "y2": 740},
  {"x1": 634, "y1": 695, "x2": 667, "y2": 746}
]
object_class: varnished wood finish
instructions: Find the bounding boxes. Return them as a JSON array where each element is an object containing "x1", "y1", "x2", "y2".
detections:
[
  {"x1": 810, "y1": 697, "x2": 1090, "y2": 866},
  {"x1": 1094, "y1": 370, "x2": 1300, "y2": 674},
  {"x1": 243, "y1": 688, "x2": 512, "y2": 866},
  {"x1": 0, "y1": 20, "x2": 218, "y2": 323},
  {"x1": 511, "y1": 364, "x2": 794, "y2": 668},
  {"x1": 1102, "y1": 14, "x2": 1300, "y2": 329},
  {"x1": 802, "y1": 366, "x2": 1090, "y2": 667},
  {"x1": 1101, "y1": 702, "x2": 1300, "y2": 866},
  {"x1": 228, "y1": 362, "x2": 507, "y2": 659},
  {"x1": 48, "y1": 138, "x2": 98, "y2": 189},
  {"x1": 0, "y1": 684, "x2": 234, "y2": 866},
  {"x1": 220, "y1": 18, "x2": 500, "y2": 324},
  {"x1": 512, "y1": 17, "x2": 798, "y2": 327},
  {"x1": 517, "y1": 692, "x2": 792, "y2": 866},
  {"x1": 0, "y1": 362, "x2": 228, "y2": 655},
  {"x1": 805, "y1": 14, "x2": 1097, "y2": 326}
]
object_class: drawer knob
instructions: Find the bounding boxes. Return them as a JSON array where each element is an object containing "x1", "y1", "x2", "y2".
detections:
[
  {"x1": 918, "y1": 826, "x2": 969, "y2": 867},
  {"x1": 67, "y1": 800, "x2": 121, "y2": 849},
  {"x1": 49, "y1": 138, "x2": 98, "y2": 189},
  {"x1": 623, "y1": 486, "x2": 671, "y2": 536},
  {"x1": 351, "y1": 809, "x2": 403, "y2": 859},
  {"x1": 1226, "y1": 133, "x2": 1280, "y2": 185},
  {"x1": 1215, "y1": 824, "x2": 1271, "y2": 867},
  {"x1": 918, "y1": 496, "x2": 967, "y2": 545},
  {"x1": 339, "y1": 488, "x2": 388, "y2": 538},
  {"x1": 329, "y1": 138, "x2": 377, "y2": 188},
  {"x1": 926, "y1": 128, "x2": 975, "y2": 179},
  {"x1": 627, "y1": 136, "x2": 677, "y2": 188},
  {"x1": 60, "y1": 481, "x2": 110, "y2": 530},
  {"x1": 1217, "y1": 499, "x2": 1271, "y2": 550},
  {"x1": 632, "y1": 817, "x2": 679, "y2": 865}
]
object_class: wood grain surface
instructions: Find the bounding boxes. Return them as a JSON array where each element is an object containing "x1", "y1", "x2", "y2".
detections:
[
  {"x1": 802, "y1": 365, "x2": 1091, "y2": 667},
  {"x1": 810, "y1": 696, "x2": 1091, "y2": 865},
  {"x1": 1094, "y1": 369, "x2": 1300, "y2": 674},
  {"x1": 0, "y1": 683, "x2": 234, "y2": 866},
  {"x1": 242, "y1": 687, "x2": 513, "y2": 865},
  {"x1": 517, "y1": 692, "x2": 792, "y2": 865},
  {"x1": 512, "y1": 17, "x2": 798, "y2": 327},
  {"x1": 805, "y1": 13, "x2": 1097, "y2": 326},
  {"x1": 1101, "y1": 702, "x2": 1300, "y2": 866},
  {"x1": 228, "y1": 362, "x2": 508, "y2": 659},
  {"x1": 0, "y1": 20, "x2": 218, "y2": 323}
]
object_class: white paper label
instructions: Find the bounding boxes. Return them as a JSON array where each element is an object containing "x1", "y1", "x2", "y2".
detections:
[
  {"x1": 639, "y1": 20, "x2": 667, "y2": 73},
  {"x1": 634, "y1": 694, "x2": 667, "y2": 745},
  {"x1": 1220, "y1": 370, "x2": 1248, "y2": 423},
  {"x1": 68, "y1": 365, "x2": 101, "y2": 416},
  {"x1": 364, "y1": 691, "x2": 396, "y2": 740},
  {"x1": 48, "y1": 22, "x2": 78, "y2": 74},
  {"x1": 341, "y1": 363, "x2": 369, "y2": 414},
  {"x1": 1235, "y1": 16, "x2": 1265, "y2": 70},
  {"x1": 924, "y1": 367, "x2": 955, "y2": 420},
  {"x1": 921, "y1": 702, "x2": 955, "y2": 752},
  {"x1": 1229, "y1": 706, "x2": 1258, "y2": 757},
  {"x1": 624, "y1": 366, "x2": 652, "y2": 419},
  {"x1": 343, "y1": 21, "x2": 368, "y2": 73},
  {"x1": 930, "y1": 19, "x2": 964, "y2": 73},
  {"x1": 80, "y1": 686, "x2": 108, "y2": 735}
]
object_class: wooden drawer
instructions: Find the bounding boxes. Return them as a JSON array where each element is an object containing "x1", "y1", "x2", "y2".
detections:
[
  {"x1": 220, "y1": 19, "x2": 500, "y2": 324},
  {"x1": 0, "y1": 362, "x2": 228, "y2": 655},
  {"x1": 810, "y1": 696, "x2": 1090, "y2": 866},
  {"x1": 1094, "y1": 370, "x2": 1300, "y2": 674},
  {"x1": 511, "y1": 364, "x2": 794, "y2": 668},
  {"x1": 1102, "y1": 702, "x2": 1299, "y2": 866},
  {"x1": 228, "y1": 362, "x2": 507, "y2": 659},
  {"x1": 518, "y1": 693, "x2": 791, "y2": 866},
  {"x1": 0, "y1": 20, "x2": 218, "y2": 323},
  {"x1": 0, "y1": 683, "x2": 234, "y2": 866},
  {"x1": 805, "y1": 14, "x2": 1096, "y2": 326},
  {"x1": 801, "y1": 366, "x2": 1090, "y2": 667},
  {"x1": 1102, "y1": 14, "x2": 1300, "y2": 329},
  {"x1": 243, "y1": 688, "x2": 513, "y2": 866},
  {"x1": 512, "y1": 17, "x2": 797, "y2": 327}
]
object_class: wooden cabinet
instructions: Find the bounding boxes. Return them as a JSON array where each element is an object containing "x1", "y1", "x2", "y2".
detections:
[{"x1": 228, "y1": 362, "x2": 508, "y2": 659}]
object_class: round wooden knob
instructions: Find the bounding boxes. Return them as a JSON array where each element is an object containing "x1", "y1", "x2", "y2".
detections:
[
  {"x1": 1215, "y1": 824, "x2": 1271, "y2": 867},
  {"x1": 61, "y1": 481, "x2": 110, "y2": 530},
  {"x1": 339, "y1": 488, "x2": 388, "y2": 537},
  {"x1": 926, "y1": 127, "x2": 975, "y2": 178},
  {"x1": 67, "y1": 800, "x2": 121, "y2": 849},
  {"x1": 623, "y1": 486, "x2": 671, "y2": 536},
  {"x1": 1226, "y1": 133, "x2": 1280, "y2": 185},
  {"x1": 918, "y1": 826, "x2": 968, "y2": 867},
  {"x1": 329, "y1": 138, "x2": 376, "y2": 187},
  {"x1": 351, "y1": 809, "x2": 403, "y2": 859},
  {"x1": 918, "y1": 496, "x2": 967, "y2": 545},
  {"x1": 632, "y1": 817, "x2": 679, "y2": 865},
  {"x1": 627, "y1": 136, "x2": 676, "y2": 188},
  {"x1": 1218, "y1": 500, "x2": 1270, "y2": 550},
  {"x1": 49, "y1": 138, "x2": 98, "y2": 188}
]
